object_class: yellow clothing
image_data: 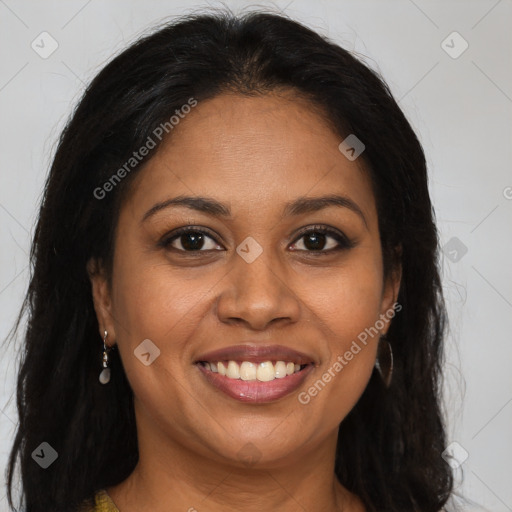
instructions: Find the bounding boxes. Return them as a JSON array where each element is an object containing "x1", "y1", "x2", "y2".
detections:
[{"x1": 88, "y1": 489, "x2": 120, "y2": 512}]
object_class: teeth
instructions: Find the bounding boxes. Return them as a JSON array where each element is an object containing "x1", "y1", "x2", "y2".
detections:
[
  {"x1": 256, "y1": 361, "x2": 274, "y2": 382},
  {"x1": 202, "y1": 360, "x2": 306, "y2": 381},
  {"x1": 226, "y1": 361, "x2": 240, "y2": 379},
  {"x1": 240, "y1": 361, "x2": 256, "y2": 381},
  {"x1": 274, "y1": 361, "x2": 287, "y2": 379}
]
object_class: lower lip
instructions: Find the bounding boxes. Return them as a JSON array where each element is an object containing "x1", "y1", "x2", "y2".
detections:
[{"x1": 196, "y1": 363, "x2": 314, "y2": 403}]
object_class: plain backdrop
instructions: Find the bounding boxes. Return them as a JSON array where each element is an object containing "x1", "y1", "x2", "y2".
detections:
[{"x1": 0, "y1": 1, "x2": 511, "y2": 510}]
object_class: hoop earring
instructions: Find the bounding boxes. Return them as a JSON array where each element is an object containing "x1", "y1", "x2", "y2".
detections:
[
  {"x1": 375, "y1": 335, "x2": 393, "y2": 387},
  {"x1": 99, "y1": 330, "x2": 112, "y2": 385}
]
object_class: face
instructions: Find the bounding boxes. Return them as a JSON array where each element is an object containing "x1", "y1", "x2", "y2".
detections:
[{"x1": 90, "y1": 91, "x2": 400, "y2": 469}]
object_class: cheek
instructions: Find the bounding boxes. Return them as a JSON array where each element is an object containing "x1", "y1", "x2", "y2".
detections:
[
  {"x1": 307, "y1": 246, "x2": 384, "y2": 343},
  {"x1": 111, "y1": 259, "x2": 210, "y2": 353},
  {"x1": 299, "y1": 248, "x2": 383, "y2": 418},
  {"x1": 109, "y1": 259, "x2": 215, "y2": 428}
]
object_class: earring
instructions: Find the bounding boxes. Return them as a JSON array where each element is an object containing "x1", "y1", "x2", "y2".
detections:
[
  {"x1": 99, "y1": 330, "x2": 112, "y2": 385},
  {"x1": 375, "y1": 335, "x2": 393, "y2": 387}
]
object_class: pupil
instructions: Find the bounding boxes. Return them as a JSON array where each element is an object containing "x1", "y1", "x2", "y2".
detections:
[
  {"x1": 182, "y1": 232, "x2": 204, "y2": 250},
  {"x1": 304, "y1": 232, "x2": 325, "y2": 251}
]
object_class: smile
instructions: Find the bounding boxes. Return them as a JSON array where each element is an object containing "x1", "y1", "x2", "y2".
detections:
[{"x1": 196, "y1": 360, "x2": 314, "y2": 403}]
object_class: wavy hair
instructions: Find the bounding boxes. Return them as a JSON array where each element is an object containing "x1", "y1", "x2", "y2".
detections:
[{"x1": 5, "y1": 9, "x2": 453, "y2": 511}]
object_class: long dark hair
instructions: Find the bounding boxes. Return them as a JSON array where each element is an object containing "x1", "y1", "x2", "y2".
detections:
[{"x1": 5, "y1": 9, "x2": 453, "y2": 511}]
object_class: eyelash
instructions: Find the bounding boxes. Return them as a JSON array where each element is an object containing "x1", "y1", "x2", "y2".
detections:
[{"x1": 159, "y1": 225, "x2": 355, "y2": 255}]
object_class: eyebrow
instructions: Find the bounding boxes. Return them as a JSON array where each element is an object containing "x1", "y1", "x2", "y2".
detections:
[{"x1": 142, "y1": 194, "x2": 368, "y2": 228}]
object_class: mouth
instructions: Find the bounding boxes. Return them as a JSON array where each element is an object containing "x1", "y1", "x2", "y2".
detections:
[{"x1": 194, "y1": 344, "x2": 317, "y2": 403}]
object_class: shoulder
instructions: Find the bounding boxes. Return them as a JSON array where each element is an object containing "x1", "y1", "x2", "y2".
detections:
[{"x1": 78, "y1": 489, "x2": 120, "y2": 512}]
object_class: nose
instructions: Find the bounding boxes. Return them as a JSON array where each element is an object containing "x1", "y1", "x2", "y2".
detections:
[{"x1": 215, "y1": 249, "x2": 301, "y2": 331}]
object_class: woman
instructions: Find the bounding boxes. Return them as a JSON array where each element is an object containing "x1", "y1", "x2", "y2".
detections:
[{"x1": 6, "y1": 9, "x2": 453, "y2": 512}]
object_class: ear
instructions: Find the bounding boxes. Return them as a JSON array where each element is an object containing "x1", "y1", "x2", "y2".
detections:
[
  {"x1": 379, "y1": 245, "x2": 402, "y2": 335},
  {"x1": 87, "y1": 258, "x2": 116, "y2": 344}
]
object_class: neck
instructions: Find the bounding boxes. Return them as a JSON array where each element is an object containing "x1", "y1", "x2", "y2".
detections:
[{"x1": 107, "y1": 405, "x2": 364, "y2": 512}]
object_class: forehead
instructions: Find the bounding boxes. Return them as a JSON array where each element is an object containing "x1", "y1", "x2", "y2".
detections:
[{"x1": 124, "y1": 92, "x2": 377, "y2": 225}]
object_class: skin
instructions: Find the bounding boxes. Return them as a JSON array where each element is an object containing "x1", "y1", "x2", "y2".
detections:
[{"x1": 89, "y1": 90, "x2": 401, "y2": 512}]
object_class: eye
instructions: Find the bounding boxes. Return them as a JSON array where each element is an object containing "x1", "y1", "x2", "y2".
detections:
[
  {"x1": 289, "y1": 226, "x2": 354, "y2": 253},
  {"x1": 159, "y1": 227, "x2": 223, "y2": 252},
  {"x1": 159, "y1": 225, "x2": 354, "y2": 254}
]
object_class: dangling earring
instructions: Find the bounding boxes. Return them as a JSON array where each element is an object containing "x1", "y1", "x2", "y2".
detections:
[
  {"x1": 99, "y1": 330, "x2": 112, "y2": 385},
  {"x1": 375, "y1": 335, "x2": 393, "y2": 387}
]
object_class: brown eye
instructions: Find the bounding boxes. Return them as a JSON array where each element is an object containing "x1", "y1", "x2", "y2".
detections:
[
  {"x1": 160, "y1": 228, "x2": 223, "y2": 252},
  {"x1": 290, "y1": 226, "x2": 355, "y2": 253}
]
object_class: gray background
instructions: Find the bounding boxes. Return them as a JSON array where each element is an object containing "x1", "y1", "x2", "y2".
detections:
[{"x1": 1, "y1": 0, "x2": 511, "y2": 510}]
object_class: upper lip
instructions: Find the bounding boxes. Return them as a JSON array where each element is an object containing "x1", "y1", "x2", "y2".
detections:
[{"x1": 195, "y1": 344, "x2": 316, "y2": 365}]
